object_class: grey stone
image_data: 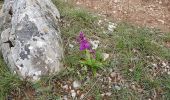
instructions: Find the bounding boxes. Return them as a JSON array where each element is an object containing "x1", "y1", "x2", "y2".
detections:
[{"x1": 0, "y1": 0, "x2": 64, "y2": 81}]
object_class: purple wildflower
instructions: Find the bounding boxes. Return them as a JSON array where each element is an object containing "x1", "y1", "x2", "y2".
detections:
[
  {"x1": 78, "y1": 32, "x2": 91, "y2": 51},
  {"x1": 77, "y1": 32, "x2": 96, "y2": 59}
]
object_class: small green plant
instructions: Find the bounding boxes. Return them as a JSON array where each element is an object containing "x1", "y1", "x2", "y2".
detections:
[{"x1": 77, "y1": 32, "x2": 103, "y2": 75}]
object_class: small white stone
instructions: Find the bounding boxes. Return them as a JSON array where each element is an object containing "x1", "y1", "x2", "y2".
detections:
[
  {"x1": 71, "y1": 90, "x2": 76, "y2": 98},
  {"x1": 73, "y1": 80, "x2": 81, "y2": 89},
  {"x1": 63, "y1": 85, "x2": 69, "y2": 90},
  {"x1": 102, "y1": 53, "x2": 109, "y2": 61},
  {"x1": 152, "y1": 63, "x2": 157, "y2": 67},
  {"x1": 162, "y1": 62, "x2": 167, "y2": 67},
  {"x1": 101, "y1": 93, "x2": 105, "y2": 97},
  {"x1": 108, "y1": 22, "x2": 117, "y2": 32},
  {"x1": 35, "y1": 71, "x2": 41, "y2": 75},
  {"x1": 32, "y1": 75, "x2": 40, "y2": 81},
  {"x1": 69, "y1": 44, "x2": 74, "y2": 48},
  {"x1": 129, "y1": 68, "x2": 133, "y2": 72},
  {"x1": 131, "y1": 84, "x2": 136, "y2": 90},
  {"x1": 114, "y1": 85, "x2": 121, "y2": 90},
  {"x1": 80, "y1": 94, "x2": 85, "y2": 99},
  {"x1": 90, "y1": 40, "x2": 100, "y2": 49},
  {"x1": 28, "y1": 46, "x2": 33, "y2": 50},
  {"x1": 105, "y1": 92, "x2": 112, "y2": 96},
  {"x1": 98, "y1": 20, "x2": 102, "y2": 25}
]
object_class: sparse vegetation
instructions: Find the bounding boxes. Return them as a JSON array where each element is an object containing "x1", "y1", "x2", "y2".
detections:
[{"x1": 0, "y1": 0, "x2": 170, "y2": 99}]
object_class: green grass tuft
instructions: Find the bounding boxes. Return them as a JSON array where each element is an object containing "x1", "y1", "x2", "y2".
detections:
[{"x1": 0, "y1": 55, "x2": 22, "y2": 99}]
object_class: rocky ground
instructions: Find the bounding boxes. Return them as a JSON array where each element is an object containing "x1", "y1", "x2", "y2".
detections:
[{"x1": 73, "y1": 0, "x2": 170, "y2": 32}]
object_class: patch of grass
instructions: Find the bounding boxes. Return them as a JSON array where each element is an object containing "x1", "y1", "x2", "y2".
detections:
[
  {"x1": 111, "y1": 87, "x2": 139, "y2": 100},
  {"x1": 0, "y1": 55, "x2": 22, "y2": 99},
  {"x1": 110, "y1": 23, "x2": 170, "y2": 99}
]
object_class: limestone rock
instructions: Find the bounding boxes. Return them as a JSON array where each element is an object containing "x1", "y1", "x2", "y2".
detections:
[{"x1": 0, "y1": 0, "x2": 64, "y2": 81}]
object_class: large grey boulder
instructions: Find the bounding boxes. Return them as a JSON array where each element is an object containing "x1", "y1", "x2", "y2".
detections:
[{"x1": 0, "y1": 0, "x2": 64, "y2": 81}]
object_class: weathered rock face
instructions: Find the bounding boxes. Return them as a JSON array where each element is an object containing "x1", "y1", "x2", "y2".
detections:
[{"x1": 0, "y1": 0, "x2": 64, "y2": 81}]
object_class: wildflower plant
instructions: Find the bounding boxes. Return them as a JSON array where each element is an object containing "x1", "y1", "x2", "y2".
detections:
[{"x1": 77, "y1": 32, "x2": 103, "y2": 75}]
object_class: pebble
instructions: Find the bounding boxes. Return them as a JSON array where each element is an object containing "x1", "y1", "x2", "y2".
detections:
[
  {"x1": 69, "y1": 44, "x2": 74, "y2": 48},
  {"x1": 131, "y1": 84, "x2": 136, "y2": 90},
  {"x1": 98, "y1": 20, "x2": 102, "y2": 25},
  {"x1": 152, "y1": 63, "x2": 157, "y2": 67},
  {"x1": 108, "y1": 22, "x2": 117, "y2": 32},
  {"x1": 102, "y1": 53, "x2": 109, "y2": 61},
  {"x1": 80, "y1": 94, "x2": 85, "y2": 99},
  {"x1": 162, "y1": 62, "x2": 167, "y2": 67},
  {"x1": 90, "y1": 40, "x2": 100, "y2": 49},
  {"x1": 73, "y1": 80, "x2": 81, "y2": 89},
  {"x1": 114, "y1": 85, "x2": 121, "y2": 90},
  {"x1": 71, "y1": 90, "x2": 76, "y2": 98},
  {"x1": 129, "y1": 68, "x2": 133, "y2": 72},
  {"x1": 76, "y1": 90, "x2": 81, "y2": 95},
  {"x1": 101, "y1": 93, "x2": 105, "y2": 97},
  {"x1": 106, "y1": 92, "x2": 112, "y2": 96},
  {"x1": 62, "y1": 85, "x2": 69, "y2": 90}
]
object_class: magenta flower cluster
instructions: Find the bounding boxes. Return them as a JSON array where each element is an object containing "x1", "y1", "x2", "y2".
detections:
[
  {"x1": 78, "y1": 32, "x2": 91, "y2": 51},
  {"x1": 77, "y1": 32, "x2": 96, "y2": 58}
]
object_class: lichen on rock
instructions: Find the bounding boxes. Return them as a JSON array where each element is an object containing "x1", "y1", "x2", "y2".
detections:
[{"x1": 0, "y1": 0, "x2": 64, "y2": 81}]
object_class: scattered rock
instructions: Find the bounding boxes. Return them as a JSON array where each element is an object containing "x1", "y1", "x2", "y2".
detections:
[
  {"x1": 102, "y1": 53, "x2": 109, "y2": 61},
  {"x1": 129, "y1": 68, "x2": 133, "y2": 72},
  {"x1": 62, "y1": 85, "x2": 69, "y2": 90},
  {"x1": 105, "y1": 92, "x2": 112, "y2": 96},
  {"x1": 71, "y1": 90, "x2": 76, "y2": 98},
  {"x1": 80, "y1": 94, "x2": 85, "y2": 99},
  {"x1": 114, "y1": 85, "x2": 121, "y2": 90},
  {"x1": 98, "y1": 20, "x2": 102, "y2": 25},
  {"x1": 101, "y1": 93, "x2": 105, "y2": 97},
  {"x1": 69, "y1": 44, "x2": 74, "y2": 48},
  {"x1": 90, "y1": 40, "x2": 100, "y2": 49},
  {"x1": 73, "y1": 80, "x2": 81, "y2": 89},
  {"x1": 108, "y1": 22, "x2": 117, "y2": 32}
]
